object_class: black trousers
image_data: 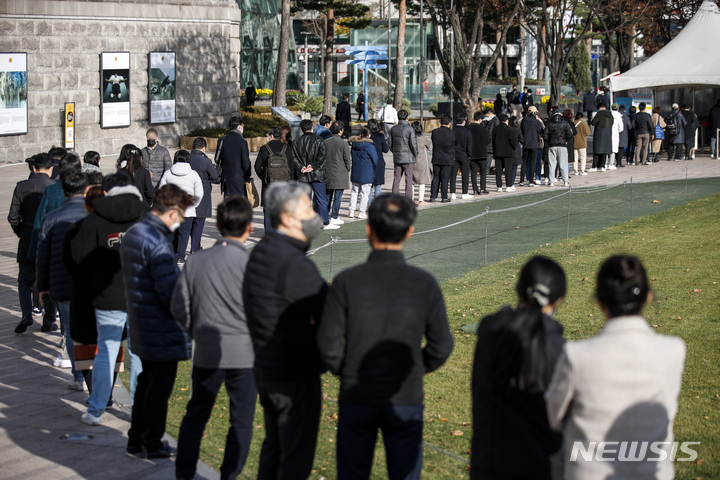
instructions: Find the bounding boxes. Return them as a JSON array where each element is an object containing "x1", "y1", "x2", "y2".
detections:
[
  {"x1": 337, "y1": 403, "x2": 424, "y2": 480},
  {"x1": 430, "y1": 165, "x2": 452, "y2": 200},
  {"x1": 256, "y1": 374, "x2": 321, "y2": 480},
  {"x1": 190, "y1": 217, "x2": 206, "y2": 254},
  {"x1": 522, "y1": 149, "x2": 537, "y2": 184},
  {"x1": 128, "y1": 359, "x2": 177, "y2": 452},
  {"x1": 594, "y1": 154, "x2": 608, "y2": 169},
  {"x1": 667, "y1": 143, "x2": 686, "y2": 160},
  {"x1": 177, "y1": 367, "x2": 257, "y2": 480},
  {"x1": 450, "y1": 157, "x2": 470, "y2": 194},
  {"x1": 495, "y1": 157, "x2": 513, "y2": 188},
  {"x1": 470, "y1": 158, "x2": 487, "y2": 193}
]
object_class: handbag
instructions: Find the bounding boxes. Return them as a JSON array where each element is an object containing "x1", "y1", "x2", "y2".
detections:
[
  {"x1": 211, "y1": 136, "x2": 225, "y2": 184},
  {"x1": 654, "y1": 117, "x2": 665, "y2": 140},
  {"x1": 245, "y1": 179, "x2": 260, "y2": 208}
]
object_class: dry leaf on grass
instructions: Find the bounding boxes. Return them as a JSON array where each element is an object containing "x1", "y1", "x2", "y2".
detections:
[
  {"x1": 652, "y1": 200, "x2": 661, "y2": 203},
  {"x1": 451, "y1": 430, "x2": 464, "y2": 436}
]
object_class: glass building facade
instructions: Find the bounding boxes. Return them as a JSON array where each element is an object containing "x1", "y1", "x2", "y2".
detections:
[{"x1": 237, "y1": 0, "x2": 299, "y2": 90}]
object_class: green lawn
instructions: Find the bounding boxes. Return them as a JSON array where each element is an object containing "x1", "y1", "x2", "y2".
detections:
[{"x1": 158, "y1": 192, "x2": 719, "y2": 479}]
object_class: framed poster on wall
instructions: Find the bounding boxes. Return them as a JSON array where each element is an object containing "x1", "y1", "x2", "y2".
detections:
[
  {"x1": 0, "y1": 53, "x2": 28, "y2": 136},
  {"x1": 100, "y1": 52, "x2": 131, "y2": 128},
  {"x1": 148, "y1": 52, "x2": 176, "y2": 124}
]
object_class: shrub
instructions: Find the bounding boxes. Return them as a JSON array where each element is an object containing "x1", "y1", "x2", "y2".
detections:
[
  {"x1": 428, "y1": 103, "x2": 438, "y2": 117},
  {"x1": 187, "y1": 127, "x2": 230, "y2": 139},
  {"x1": 241, "y1": 106, "x2": 301, "y2": 114},
  {"x1": 402, "y1": 98, "x2": 411, "y2": 108},
  {"x1": 187, "y1": 113, "x2": 286, "y2": 139},
  {"x1": 402, "y1": 106, "x2": 412, "y2": 116}
]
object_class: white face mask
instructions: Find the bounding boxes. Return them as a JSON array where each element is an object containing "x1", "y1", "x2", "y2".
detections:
[{"x1": 169, "y1": 222, "x2": 181, "y2": 233}]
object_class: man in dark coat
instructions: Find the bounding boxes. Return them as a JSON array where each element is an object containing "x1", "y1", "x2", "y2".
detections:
[
  {"x1": 356, "y1": 93, "x2": 365, "y2": 121},
  {"x1": 121, "y1": 184, "x2": 194, "y2": 459},
  {"x1": 8, "y1": 153, "x2": 55, "y2": 333},
  {"x1": 520, "y1": 106, "x2": 544, "y2": 186},
  {"x1": 468, "y1": 111, "x2": 491, "y2": 195},
  {"x1": 216, "y1": 116, "x2": 252, "y2": 197},
  {"x1": 389, "y1": 109, "x2": 419, "y2": 199},
  {"x1": 36, "y1": 172, "x2": 88, "y2": 389},
  {"x1": 596, "y1": 87, "x2": 611, "y2": 110},
  {"x1": 632, "y1": 102, "x2": 654, "y2": 165},
  {"x1": 450, "y1": 112, "x2": 473, "y2": 199},
  {"x1": 430, "y1": 115, "x2": 455, "y2": 203},
  {"x1": 666, "y1": 103, "x2": 687, "y2": 162},
  {"x1": 335, "y1": 93, "x2": 352, "y2": 138},
  {"x1": 245, "y1": 82, "x2": 256, "y2": 106},
  {"x1": 618, "y1": 106, "x2": 633, "y2": 167},
  {"x1": 318, "y1": 194, "x2": 453, "y2": 479},
  {"x1": 681, "y1": 104, "x2": 699, "y2": 160},
  {"x1": 189, "y1": 137, "x2": 219, "y2": 254},
  {"x1": 491, "y1": 114, "x2": 518, "y2": 191},
  {"x1": 70, "y1": 173, "x2": 148, "y2": 427},
  {"x1": 521, "y1": 87, "x2": 534, "y2": 114},
  {"x1": 255, "y1": 127, "x2": 295, "y2": 232},
  {"x1": 323, "y1": 122, "x2": 351, "y2": 226},
  {"x1": 591, "y1": 105, "x2": 614, "y2": 171},
  {"x1": 582, "y1": 90, "x2": 597, "y2": 123},
  {"x1": 292, "y1": 119, "x2": 330, "y2": 225},
  {"x1": 243, "y1": 182, "x2": 328, "y2": 480},
  {"x1": 707, "y1": 99, "x2": 720, "y2": 158}
]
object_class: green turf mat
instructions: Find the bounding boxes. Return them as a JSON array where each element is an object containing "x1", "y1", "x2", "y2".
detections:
[{"x1": 308, "y1": 177, "x2": 720, "y2": 282}]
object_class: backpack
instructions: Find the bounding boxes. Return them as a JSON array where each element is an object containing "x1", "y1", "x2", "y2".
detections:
[
  {"x1": 665, "y1": 113, "x2": 679, "y2": 137},
  {"x1": 263, "y1": 145, "x2": 292, "y2": 184}
]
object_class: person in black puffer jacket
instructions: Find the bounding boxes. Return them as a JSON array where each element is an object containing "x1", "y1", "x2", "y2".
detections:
[
  {"x1": 543, "y1": 111, "x2": 574, "y2": 186},
  {"x1": 36, "y1": 172, "x2": 89, "y2": 389},
  {"x1": 121, "y1": 184, "x2": 194, "y2": 459}
]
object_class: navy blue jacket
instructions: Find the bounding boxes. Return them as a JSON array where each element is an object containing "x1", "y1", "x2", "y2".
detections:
[
  {"x1": 121, "y1": 212, "x2": 191, "y2": 362},
  {"x1": 36, "y1": 196, "x2": 87, "y2": 302},
  {"x1": 216, "y1": 130, "x2": 251, "y2": 197},
  {"x1": 190, "y1": 149, "x2": 219, "y2": 218},
  {"x1": 350, "y1": 137, "x2": 379, "y2": 185},
  {"x1": 370, "y1": 132, "x2": 388, "y2": 185}
]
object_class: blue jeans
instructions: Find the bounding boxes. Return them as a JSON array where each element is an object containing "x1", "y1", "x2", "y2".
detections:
[
  {"x1": 712, "y1": 136, "x2": 717, "y2": 156},
  {"x1": 326, "y1": 189, "x2": 344, "y2": 220},
  {"x1": 56, "y1": 301, "x2": 83, "y2": 382},
  {"x1": 263, "y1": 207, "x2": 274, "y2": 233},
  {"x1": 309, "y1": 182, "x2": 329, "y2": 223},
  {"x1": 174, "y1": 219, "x2": 193, "y2": 260},
  {"x1": 536, "y1": 149, "x2": 543, "y2": 180},
  {"x1": 368, "y1": 184, "x2": 382, "y2": 203},
  {"x1": 337, "y1": 403, "x2": 424, "y2": 480},
  {"x1": 87, "y1": 310, "x2": 142, "y2": 417}
]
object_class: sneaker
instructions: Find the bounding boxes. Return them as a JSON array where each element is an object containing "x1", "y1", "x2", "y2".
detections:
[
  {"x1": 506, "y1": 186, "x2": 516, "y2": 192},
  {"x1": 32, "y1": 307, "x2": 42, "y2": 316},
  {"x1": 450, "y1": 193, "x2": 457, "y2": 200},
  {"x1": 580, "y1": 171, "x2": 588, "y2": 175},
  {"x1": 527, "y1": 183, "x2": 536, "y2": 187},
  {"x1": 588, "y1": 168, "x2": 597, "y2": 172},
  {"x1": 674, "y1": 158, "x2": 681, "y2": 162},
  {"x1": 575, "y1": 171, "x2": 580, "y2": 176},
  {"x1": 497, "y1": 187, "x2": 503, "y2": 192},
  {"x1": 67, "y1": 379, "x2": 85, "y2": 391},
  {"x1": 357, "y1": 213, "x2": 367, "y2": 219},
  {"x1": 143, "y1": 441, "x2": 177, "y2": 459},
  {"x1": 81, "y1": 412, "x2": 102, "y2": 426},
  {"x1": 418, "y1": 201, "x2": 429, "y2": 205},
  {"x1": 60, "y1": 359, "x2": 72, "y2": 369},
  {"x1": 330, "y1": 218, "x2": 344, "y2": 225},
  {"x1": 534, "y1": 180, "x2": 541, "y2": 185},
  {"x1": 480, "y1": 190, "x2": 490, "y2": 195},
  {"x1": 563, "y1": 181, "x2": 570, "y2": 187},
  {"x1": 322, "y1": 223, "x2": 340, "y2": 230},
  {"x1": 348, "y1": 211, "x2": 356, "y2": 218},
  {"x1": 600, "y1": 168, "x2": 606, "y2": 172},
  {"x1": 52, "y1": 354, "x2": 64, "y2": 367},
  {"x1": 461, "y1": 194, "x2": 474, "y2": 199},
  {"x1": 549, "y1": 183, "x2": 555, "y2": 187},
  {"x1": 176, "y1": 258, "x2": 186, "y2": 266}
]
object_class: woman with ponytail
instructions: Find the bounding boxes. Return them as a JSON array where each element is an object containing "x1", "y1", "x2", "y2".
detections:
[
  {"x1": 118, "y1": 148, "x2": 154, "y2": 206},
  {"x1": 471, "y1": 256, "x2": 567, "y2": 480},
  {"x1": 545, "y1": 255, "x2": 685, "y2": 480}
]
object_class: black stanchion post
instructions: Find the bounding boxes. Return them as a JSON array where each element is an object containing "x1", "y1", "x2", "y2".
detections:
[
  {"x1": 566, "y1": 185, "x2": 572, "y2": 239},
  {"x1": 484, "y1": 206, "x2": 490, "y2": 266}
]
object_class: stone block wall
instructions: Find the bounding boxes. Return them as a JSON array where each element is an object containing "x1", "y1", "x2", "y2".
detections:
[{"x1": 0, "y1": 0, "x2": 241, "y2": 163}]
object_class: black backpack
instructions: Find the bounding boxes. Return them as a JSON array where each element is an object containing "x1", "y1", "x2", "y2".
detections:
[
  {"x1": 263, "y1": 145, "x2": 292, "y2": 184},
  {"x1": 665, "y1": 113, "x2": 679, "y2": 137}
]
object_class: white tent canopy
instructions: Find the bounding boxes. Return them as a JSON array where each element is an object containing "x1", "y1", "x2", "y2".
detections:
[{"x1": 610, "y1": 0, "x2": 720, "y2": 92}]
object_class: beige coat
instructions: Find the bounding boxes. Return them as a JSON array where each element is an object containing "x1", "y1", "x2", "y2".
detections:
[
  {"x1": 545, "y1": 316, "x2": 685, "y2": 480},
  {"x1": 651, "y1": 113, "x2": 666, "y2": 152},
  {"x1": 413, "y1": 134, "x2": 433, "y2": 184}
]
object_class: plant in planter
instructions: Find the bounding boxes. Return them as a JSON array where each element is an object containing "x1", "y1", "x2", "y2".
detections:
[
  {"x1": 256, "y1": 88, "x2": 273, "y2": 100},
  {"x1": 428, "y1": 103, "x2": 438, "y2": 117}
]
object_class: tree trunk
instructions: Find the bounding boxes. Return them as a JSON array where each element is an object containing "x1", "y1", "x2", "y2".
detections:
[
  {"x1": 495, "y1": 20, "x2": 502, "y2": 76},
  {"x1": 393, "y1": 0, "x2": 407, "y2": 109},
  {"x1": 502, "y1": 44, "x2": 508, "y2": 78},
  {"x1": 272, "y1": 0, "x2": 291, "y2": 106},
  {"x1": 538, "y1": 25, "x2": 546, "y2": 80},
  {"x1": 323, "y1": 8, "x2": 335, "y2": 114}
]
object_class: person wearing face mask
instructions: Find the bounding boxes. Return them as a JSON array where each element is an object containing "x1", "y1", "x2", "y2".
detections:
[
  {"x1": 216, "y1": 116, "x2": 252, "y2": 198},
  {"x1": 120, "y1": 184, "x2": 194, "y2": 459},
  {"x1": 141, "y1": 128, "x2": 172, "y2": 188},
  {"x1": 67, "y1": 173, "x2": 148, "y2": 427},
  {"x1": 471, "y1": 256, "x2": 567, "y2": 480},
  {"x1": 243, "y1": 182, "x2": 329, "y2": 480}
]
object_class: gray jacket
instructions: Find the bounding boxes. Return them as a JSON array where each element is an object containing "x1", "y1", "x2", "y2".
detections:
[
  {"x1": 325, "y1": 134, "x2": 352, "y2": 190},
  {"x1": 171, "y1": 238, "x2": 255, "y2": 369},
  {"x1": 141, "y1": 144, "x2": 172, "y2": 187},
  {"x1": 389, "y1": 120, "x2": 418, "y2": 164}
]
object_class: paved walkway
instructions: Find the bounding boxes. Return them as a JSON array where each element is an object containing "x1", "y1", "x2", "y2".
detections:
[{"x1": 0, "y1": 149, "x2": 717, "y2": 479}]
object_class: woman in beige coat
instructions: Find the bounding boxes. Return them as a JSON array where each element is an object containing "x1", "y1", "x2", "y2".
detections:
[
  {"x1": 411, "y1": 121, "x2": 433, "y2": 204},
  {"x1": 651, "y1": 107, "x2": 666, "y2": 162}
]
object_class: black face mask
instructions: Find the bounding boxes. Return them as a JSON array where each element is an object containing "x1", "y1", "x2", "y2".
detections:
[{"x1": 147, "y1": 139, "x2": 157, "y2": 147}]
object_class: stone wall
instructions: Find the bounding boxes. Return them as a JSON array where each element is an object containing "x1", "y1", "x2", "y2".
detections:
[{"x1": 0, "y1": 0, "x2": 241, "y2": 163}]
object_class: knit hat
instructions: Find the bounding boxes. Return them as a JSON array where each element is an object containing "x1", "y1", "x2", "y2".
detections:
[{"x1": 611, "y1": 103, "x2": 619, "y2": 110}]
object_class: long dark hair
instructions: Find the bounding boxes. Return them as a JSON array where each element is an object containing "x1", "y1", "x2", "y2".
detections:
[
  {"x1": 490, "y1": 256, "x2": 566, "y2": 395},
  {"x1": 116, "y1": 144, "x2": 140, "y2": 170},
  {"x1": 596, "y1": 255, "x2": 649, "y2": 318},
  {"x1": 125, "y1": 151, "x2": 144, "y2": 182}
]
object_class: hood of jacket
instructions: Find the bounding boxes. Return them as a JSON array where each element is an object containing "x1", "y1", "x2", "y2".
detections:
[
  {"x1": 350, "y1": 136, "x2": 374, "y2": 146},
  {"x1": 170, "y1": 162, "x2": 192, "y2": 176},
  {"x1": 92, "y1": 193, "x2": 148, "y2": 224}
]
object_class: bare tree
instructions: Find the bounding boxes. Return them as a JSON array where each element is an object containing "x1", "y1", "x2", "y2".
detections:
[
  {"x1": 393, "y1": 0, "x2": 408, "y2": 108},
  {"x1": 272, "y1": 0, "x2": 292, "y2": 106},
  {"x1": 424, "y1": 0, "x2": 523, "y2": 115}
]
